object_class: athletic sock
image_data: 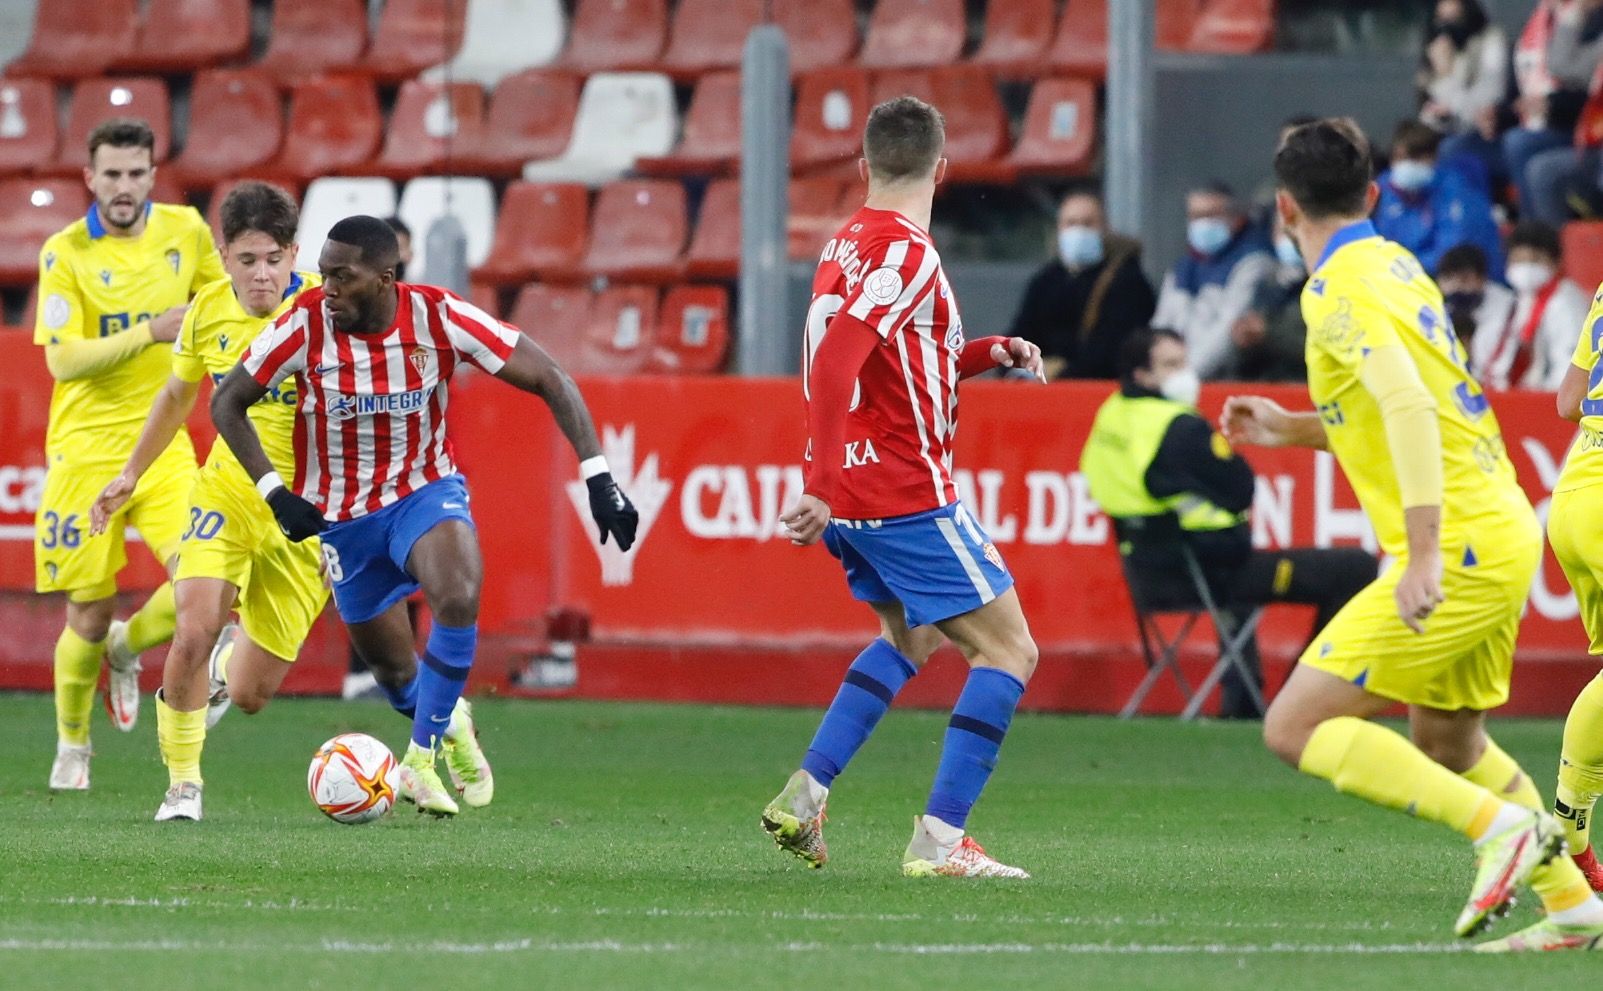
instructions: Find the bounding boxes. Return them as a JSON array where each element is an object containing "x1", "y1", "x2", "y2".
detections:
[
  {"x1": 53, "y1": 626, "x2": 102, "y2": 746},
  {"x1": 1462, "y1": 737, "x2": 1544, "y2": 811},
  {"x1": 1558, "y1": 672, "x2": 1603, "y2": 856},
  {"x1": 1298, "y1": 716, "x2": 1501, "y2": 838},
  {"x1": 382, "y1": 671, "x2": 420, "y2": 720},
  {"x1": 125, "y1": 582, "x2": 177, "y2": 654},
  {"x1": 800, "y1": 640, "x2": 919, "y2": 787},
  {"x1": 924, "y1": 667, "x2": 1025, "y2": 830},
  {"x1": 1530, "y1": 855, "x2": 1599, "y2": 915},
  {"x1": 412, "y1": 623, "x2": 475, "y2": 749},
  {"x1": 155, "y1": 691, "x2": 205, "y2": 787}
]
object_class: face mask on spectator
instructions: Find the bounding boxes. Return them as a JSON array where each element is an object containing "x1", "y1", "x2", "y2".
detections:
[
  {"x1": 1057, "y1": 225, "x2": 1105, "y2": 269},
  {"x1": 1275, "y1": 234, "x2": 1303, "y2": 269},
  {"x1": 1506, "y1": 261, "x2": 1555, "y2": 294},
  {"x1": 1159, "y1": 366, "x2": 1201, "y2": 406},
  {"x1": 1443, "y1": 289, "x2": 1484, "y2": 315},
  {"x1": 1187, "y1": 217, "x2": 1232, "y2": 256},
  {"x1": 1390, "y1": 160, "x2": 1436, "y2": 192}
]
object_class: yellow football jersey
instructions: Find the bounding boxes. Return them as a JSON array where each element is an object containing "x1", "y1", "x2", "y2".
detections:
[
  {"x1": 1558, "y1": 284, "x2": 1603, "y2": 493},
  {"x1": 1302, "y1": 220, "x2": 1530, "y2": 558},
  {"x1": 33, "y1": 202, "x2": 225, "y2": 461},
  {"x1": 172, "y1": 271, "x2": 319, "y2": 480}
]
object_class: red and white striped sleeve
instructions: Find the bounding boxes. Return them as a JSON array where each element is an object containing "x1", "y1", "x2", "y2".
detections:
[
  {"x1": 440, "y1": 293, "x2": 520, "y2": 373},
  {"x1": 242, "y1": 305, "x2": 309, "y2": 390},
  {"x1": 841, "y1": 237, "x2": 939, "y2": 340}
]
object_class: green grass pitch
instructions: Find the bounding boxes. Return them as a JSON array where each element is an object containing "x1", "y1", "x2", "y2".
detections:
[{"x1": 1, "y1": 694, "x2": 1597, "y2": 989}]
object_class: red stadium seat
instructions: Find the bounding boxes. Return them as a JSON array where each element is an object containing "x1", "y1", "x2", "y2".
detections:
[
  {"x1": 1563, "y1": 222, "x2": 1603, "y2": 296},
  {"x1": 871, "y1": 67, "x2": 1010, "y2": 181},
  {"x1": 457, "y1": 70, "x2": 580, "y2": 178},
  {"x1": 772, "y1": 0, "x2": 860, "y2": 74},
  {"x1": 970, "y1": 0, "x2": 1056, "y2": 75},
  {"x1": 168, "y1": 70, "x2": 284, "y2": 191},
  {"x1": 52, "y1": 78, "x2": 172, "y2": 173},
  {"x1": 791, "y1": 68, "x2": 871, "y2": 174},
  {"x1": 20, "y1": 285, "x2": 39, "y2": 330},
  {"x1": 359, "y1": 0, "x2": 469, "y2": 84},
  {"x1": 1158, "y1": 0, "x2": 1205, "y2": 50},
  {"x1": 116, "y1": 0, "x2": 251, "y2": 73},
  {"x1": 788, "y1": 177, "x2": 854, "y2": 261},
  {"x1": 205, "y1": 178, "x2": 304, "y2": 247},
  {"x1": 472, "y1": 181, "x2": 590, "y2": 285},
  {"x1": 8, "y1": 0, "x2": 138, "y2": 80},
  {"x1": 372, "y1": 81, "x2": 487, "y2": 180},
  {"x1": 266, "y1": 77, "x2": 383, "y2": 183},
  {"x1": 257, "y1": 0, "x2": 369, "y2": 85},
  {"x1": 860, "y1": 0, "x2": 965, "y2": 69},
  {"x1": 580, "y1": 286, "x2": 659, "y2": 374},
  {"x1": 467, "y1": 281, "x2": 502, "y2": 319},
  {"x1": 1009, "y1": 78, "x2": 1097, "y2": 177},
  {"x1": 637, "y1": 72, "x2": 741, "y2": 177},
  {"x1": 1050, "y1": 0, "x2": 1108, "y2": 79},
  {"x1": 0, "y1": 179, "x2": 90, "y2": 284},
  {"x1": 651, "y1": 284, "x2": 729, "y2": 374},
  {"x1": 1188, "y1": 0, "x2": 1276, "y2": 54},
  {"x1": 0, "y1": 80, "x2": 60, "y2": 177},
  {"x1": 509, "y1": 284, "x2": 592, "y2": 368},
  {"x1": 561, "y1": 0, "x2": 668, "y2": 74},
  {"x1": 661, "y1": 0, "x2": 763, "y2": 80},
  {"x1": 583, "y1": 180, "x2": 686, "y2": 284},
  {"x1": 685, "y1": 178, "x2": 739, "y2": 280}
]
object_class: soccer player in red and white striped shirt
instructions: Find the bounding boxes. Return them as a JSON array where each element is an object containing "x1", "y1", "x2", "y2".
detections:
[
  {"x1": 762, "y1": 97, "x2": 1048, "y2": 878},
  {"x1": 212, "y1": 216, "x2": 638, "y2": 816}
]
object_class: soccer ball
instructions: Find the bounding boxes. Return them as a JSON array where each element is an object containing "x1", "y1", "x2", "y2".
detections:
[{"x1": 307, "y1": 733, "x2": 398, "y2": 824}]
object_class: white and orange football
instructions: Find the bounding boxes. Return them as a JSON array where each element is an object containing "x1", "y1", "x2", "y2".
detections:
[{"x1": 307, "y1": 733, "x2": 398, "y2": 824}]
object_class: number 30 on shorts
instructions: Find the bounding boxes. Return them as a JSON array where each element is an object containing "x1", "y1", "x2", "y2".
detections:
[{"x1": 182, "y1": 508, "x2": 225, "y2": 541}]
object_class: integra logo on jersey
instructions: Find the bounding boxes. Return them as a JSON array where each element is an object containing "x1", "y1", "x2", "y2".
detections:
[{"x1": 325, "y1": 389, "x2": 430, "y2": 421}]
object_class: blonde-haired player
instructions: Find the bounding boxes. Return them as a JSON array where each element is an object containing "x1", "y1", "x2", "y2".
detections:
[
  {"x1": 37, "y1": 118, "x2": 224, "y2": 790},
  {"x1": 1224, "y1": 117, "x2": 1603, "y2": 952}
]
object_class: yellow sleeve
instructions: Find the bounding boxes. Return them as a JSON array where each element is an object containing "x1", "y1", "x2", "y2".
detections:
[
  {"x1": 1572, "y1": 290, "x2": 1603, "y2": 372},
  {"x1": 191, "y1": 217, "x2": 225, "y2": 295},
  {"x1": 1359, "y1": 344, "x2": 1443, "y2": 509},
  {"x1": 32, "y1": 237, "x2": 87, "y2": 346},
  {"x1": 170, "y1": 297, "x2": 207, "y2": 384},
  {"x1": 1305, "y1": 279, "x2": 1405, "y2": 373}
]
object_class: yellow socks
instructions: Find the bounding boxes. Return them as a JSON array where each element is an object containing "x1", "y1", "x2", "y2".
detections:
[
  {"x1": 1298, "y1": 716, "x2": 1499, "y2": 838},
  {"x1": 53, "y1": 626, "x2": 103, "y2": 746},
  {"x1": 155, "y1": 693, "x2": 206, "y2": 787},
  {"x1": 1462, "y1": 737, "x2": 1544, "y2": 811},
  {"x1": 1557, "y1": 672, "x2": 1603, "y2": 857},
  {"x1": 126, "y1": 581, "x2": 177, "y2": 654}
]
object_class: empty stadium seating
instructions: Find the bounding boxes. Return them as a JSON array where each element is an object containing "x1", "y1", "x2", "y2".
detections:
[
  {"x1": 473, "y1": 181, "x2": 589, "y2": 285},
  {"x1": 256, "y1": 0, "x2": 368, "y2": 85},
  {"x1": 358, "y1": 0, "x2": 470, "y2": 84},
  {"x1": 791, "y1": 68, "x2": 870, "y2": 174},
  {"x1": 373, "y1": 81, "x2": 488, "y2": 179},
  {"x1": 1009, "y1": 78, "x2": 1098, "y2": 176},
  {"x1": 1563, "y1": 223, "x2": 1603, "y2": 299},
  {"x1": 773, "y1": 0, "x2": 860, "y2": 74},
  {"x1": 423, "y1": 0, "x2": 566, "y2": 86},
  {"x1": 523, "y1": 72, "x2": 676, "y2": 186},
  {"x1": 860, "y1": 0, "x2": 966, "y2": 69},
  {"x1": 1188, "y1": 0, "x2": 1276, "y2": 54},
  {"x1": 971, "y1": 0, "x2": 1056, "y2": 75},
  {"x1": 0, "y1": 179, "x2": 90, "y2": 284},
  {"x1": 116, "y1": 0, "x2": 251, "y2": 74},
  {"x1": 168, "y1": 70, "x2": 283, "y2": 190},
  {"x1": 1158, "y1": 0, "x2": 1205, "y2": 50},
  {"x1": 396, "y1": 176, "x2": 498, "y2": 283},
  {"x1": 1051, "y1": 0, "x2": 1109, "y2": 79},
  {"x1": 295, "y1": 178, "x2": 397, "y2": 272},
  {"x1": 509, "y1": 283, "x2": 592, "y2": 368},
  {"x1": 871, "y1": 67, "x2": 1009, "y2": 180},
  {"x1": 582, "y1": 286, "x2": 659, "y2": 373},
  {"x1": 458, "y1": 70, "x2": 580, "y2": 177},
  {"x1": 661, "y1": 0, "x2": 763, "y2": 79},
  {"x1": 652, "y1": 284, "x2": 730, "y2": 373},
  {"x1": 583, "y1": 180, "x2": 687, "y2": 283},
  {"x1": 685, "y1": 179, "x2": 739, "y2": 280},
  {"x1": 0, "y1": 80, "x2": 59, "y2": 177},
  {"x1": 268, "y1": 77, "x2": 383, "y2": 183},
  {"x1": 8, "y1": 0, "x2": 138, "y2": 80},
  {"x1": 636, "y1": 71, "x2": 740, "y2": 177},
  {"x1": 561, "y1": 0, "x2": 668, "y2": 74},
  {"x1": 788, "y1": 178, "x2": 856, "y2": 260},
  {"x1": 53, "y1": 78, "x2": 172, "y2": 173}
]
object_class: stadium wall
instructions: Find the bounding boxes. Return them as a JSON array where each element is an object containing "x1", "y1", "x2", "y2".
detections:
[{"x1": 0, "y1": 333, "x2": 1593, "y2": 716}]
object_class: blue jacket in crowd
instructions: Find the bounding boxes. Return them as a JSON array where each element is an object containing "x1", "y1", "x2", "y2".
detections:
[{"x1": 1373, "y1": 156, "x2": 1504, "y2": 280}]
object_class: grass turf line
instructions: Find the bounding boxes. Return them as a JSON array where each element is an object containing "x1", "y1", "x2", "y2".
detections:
[{"x1": 0, "y1": 694, "x2": 1596, "y2": 989}]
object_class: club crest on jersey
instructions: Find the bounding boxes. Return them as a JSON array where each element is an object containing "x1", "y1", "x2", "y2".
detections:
[
  {"x1": 409, "y1": 346, "x2": 431, "y2": 375},
  {"x1": 166, "y1": 249, "x2": 181, "y2": 274}
]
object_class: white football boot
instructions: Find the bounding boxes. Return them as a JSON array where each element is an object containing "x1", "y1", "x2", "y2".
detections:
[
  {"x1": 154, "y1": 782, "x2": 203, "y2": 822},
  {"x1": 102, "y1": 620, "x2": 141, "y2": 732},
  {"x1": 49, "y1": 741, "x2": 91, "y2": 791}
]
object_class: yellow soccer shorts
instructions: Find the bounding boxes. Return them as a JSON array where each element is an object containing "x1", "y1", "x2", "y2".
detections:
[
  {"x1": 35, "y1": 438, "x2": 196, "y2": 601},
  {"x1": 175, "y1": 461, "x2": 329, "y2": 663},
  {"x1": 1300, "y1": 516, "x2": 1542, "y2": 711},
  {"x1": 1551, "y1": 483, "x2": 1603, "y2": 655}
]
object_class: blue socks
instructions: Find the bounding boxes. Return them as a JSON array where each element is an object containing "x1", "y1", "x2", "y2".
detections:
[
  {"x1": 381, "y1": 671, "x2": 419, "y2": 719},
  {"x1": 412, "y1": 622, "x2": 476, "y2": 749},
  {"x1": 925, "y1": 667, "x2": 1025, "y2": 830},
  {"x1": 801, "y1": 639, "x2": 919, "y2": 787}
]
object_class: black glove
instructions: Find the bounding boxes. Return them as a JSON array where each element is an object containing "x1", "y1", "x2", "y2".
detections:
[
  {"x1": 266, "y1": 486, "x2": 327, "y2": 543},
  {"x1": 586, "y1": 472, "x2": 639, "y2": 551}
]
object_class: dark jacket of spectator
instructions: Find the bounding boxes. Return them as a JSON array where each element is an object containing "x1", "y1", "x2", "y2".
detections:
[{"x1": 1008, "y1": 232, "x2": 1155, "y2": 380}]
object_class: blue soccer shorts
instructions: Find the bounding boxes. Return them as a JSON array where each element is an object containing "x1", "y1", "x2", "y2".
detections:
[
  {"x1": 822, "y1": 501, "x2": 1014, "y2": 628},
  {"x1": 318, "y1": 475, "x2": 476, "y2": 624}
]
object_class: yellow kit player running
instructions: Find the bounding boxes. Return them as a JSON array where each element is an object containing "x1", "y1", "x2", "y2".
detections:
[
  {"x1": 90, "y1": 182, "x2": 328, "y2": 823},
  {"x1": 1546, "y1": 284, "x2": 1603, "y2": 892},
  {"x1": 37, "y1": 118, "x2": 224, "y2": 791},
  {"x1": 1223, "y1": 117, "x2": 1603, "y2": 953}
]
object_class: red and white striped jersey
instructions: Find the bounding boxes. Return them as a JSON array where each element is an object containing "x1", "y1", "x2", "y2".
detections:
[
  {"x1": 803, "y1": 206, "x2": 965, "y2": 520},
  {"x1": 243, "y1": 282, "x2": 519, "y2": 522}
]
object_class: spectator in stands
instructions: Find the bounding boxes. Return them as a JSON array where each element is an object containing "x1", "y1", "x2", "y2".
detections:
[
  {"x1": 1227, "y1": 215, "x2": 1307, "y2": 382},
  {"x1": 1152, "y1": 182, "x2": 1274, "y2": 381},
  {"x1": 384, "y1": 216, "x2": 413, "y2": 281},
  {"x1": 1471, "y1": 221, "x2": 1590, "y2": 389},
  {"x1": 1437, "y1": 243, "x2": 1515, "y2": 365},
  {"x1": 1374, "y1": 119, "x2": 1504, "y2": 276},
  {"x1": 1422, "y1": 0, "x2": 1509, "y2": 186},
  {"x1": 1517, "y1": 1, "x2": 1603, "y2": 224},
  {"x1": 1007, "y1": 190, "x2": 1155, "y2": 380}
]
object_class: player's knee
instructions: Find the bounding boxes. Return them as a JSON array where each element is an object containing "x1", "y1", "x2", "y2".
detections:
[
  {"x1": 428, "y1": 588, "x2": 479, "y2": 628},
  {"x1": 66, "y1": 601, "x2": 114, "y2": 643},
  {"x1": 1261, "y1": 705, "x2": 1311, "y2": 767},
  {"x1": 989, "y1": 635, "x2": 1038, "y2": 683},
  {"x1": 1411, "y1": 732, "x2": 1477, "y2": 774},
  {"x1": 170, "y1": 615, "x2": 223, "y2": 672},
  {"x1": 885, "y1": 627, "x2": 941, "y2": 665},
  {"x1": 231, "y1": 686, "x2": 270, "y2": 716}
]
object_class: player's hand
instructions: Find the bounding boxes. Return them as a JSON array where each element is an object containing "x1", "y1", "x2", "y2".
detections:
[
  {"x1": 1395, "y1": 556, "x2": 1445, "y2": 634},
  {"x1": 89, "y1": 472, "x2": 137, "y2": 536},
  {"x1": 586, "y1": 472, "x2": 639, "y2": 550},
  {"x1": 781, "y1": 494, "x2": 831, "y2": 546},
  {"x1": 265, "y1": 486, "x2": 326, "y2": 542},
  {"x1": 992, "y1": 337, "x2": 1048, "y2": 383},
  {"x1": 1221, "y1": 395, "x2": 1292, "y2": 447},
  {"x1": 147, "y1": 305, "x2": 189, "y2": 344}
]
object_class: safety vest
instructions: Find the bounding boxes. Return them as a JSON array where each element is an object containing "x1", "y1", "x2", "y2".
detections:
[{"x1": 1080, "y1": 390, "x2": 1245, "y2": 534}]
